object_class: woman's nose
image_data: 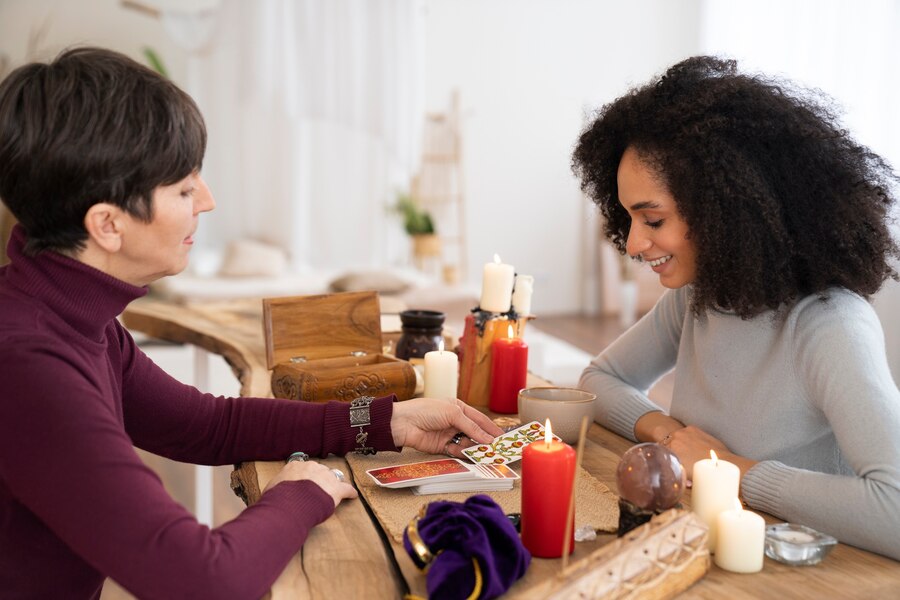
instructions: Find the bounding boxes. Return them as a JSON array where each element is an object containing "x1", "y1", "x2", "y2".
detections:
[
  {"x1": 626, "y1": 227, "x2": 652, "y2": 258},
  {"x1": 193, "y1": 175, "x2": 216, "y2": 214}
]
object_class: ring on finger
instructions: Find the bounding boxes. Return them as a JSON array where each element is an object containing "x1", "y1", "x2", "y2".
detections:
[
  {"x1": 331, "y1": 468, "x2": 346, "y2": 483},
  {"x1": 444, "y1": 432, "x2": 465, "y2": 456}
]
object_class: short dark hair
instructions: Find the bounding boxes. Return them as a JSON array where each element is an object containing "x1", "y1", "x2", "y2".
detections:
[
  {"x1": 0, "y1": 46, "x2": 206, "y2": 255},
  {"x1": 573, "y1": 56, "x2": 899, "y2": 318}
]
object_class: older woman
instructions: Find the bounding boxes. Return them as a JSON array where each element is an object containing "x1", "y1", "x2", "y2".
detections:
[{"x1": 0, "y1": 47, "x2": 500, "y2": 598}]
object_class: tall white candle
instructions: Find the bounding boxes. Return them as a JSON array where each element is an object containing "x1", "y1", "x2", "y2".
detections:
[
  {"x1": 511, "y1": 274, "x2": 534, "y2": 316},
  {"x1": 424, "y1": 340, "x2": 459, "y2": 399},
  {"x1": 692, "y1": 450, "x2": 741, "y2": 553},
  {"x1": 715, "y1": 499, "x2": 765, "y2": 573},
  {"x1": 480, "y1": 254, "x2": 515, "y2": 313}
]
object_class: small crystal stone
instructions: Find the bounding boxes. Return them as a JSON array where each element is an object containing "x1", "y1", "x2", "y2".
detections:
[
  {"x1": 574, "y1": 525, "x2": 597, "y2": 542},
  {"x1": 616, "y1": 442, "x2": 686, "y2": 512}
]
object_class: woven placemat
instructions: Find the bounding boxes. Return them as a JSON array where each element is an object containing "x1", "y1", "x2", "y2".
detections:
[{"x1": 346, "y1": 448, "x2": 619, "y2": 543}]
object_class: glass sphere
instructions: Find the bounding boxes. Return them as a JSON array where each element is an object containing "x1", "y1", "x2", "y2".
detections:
[{"x1": 616, "y1": 442, "x2": 686, "y2": 512}]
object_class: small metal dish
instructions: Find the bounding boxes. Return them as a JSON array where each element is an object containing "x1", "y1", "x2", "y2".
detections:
[{"x1": 765, "y1": 523, "x2": 837, "y2": 566}]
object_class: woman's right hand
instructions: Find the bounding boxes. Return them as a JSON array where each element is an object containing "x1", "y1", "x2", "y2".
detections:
[{"x1": 263, "y1": 460, "x2": 358, "y2": 507}]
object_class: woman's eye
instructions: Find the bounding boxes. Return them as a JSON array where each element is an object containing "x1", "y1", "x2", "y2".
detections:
[
  {"x1": 644, "y1": 219, "x2": 664, "y2": 229},
  {"x1": 181, "y1": 188, "x2": 196, "y2": 198}
]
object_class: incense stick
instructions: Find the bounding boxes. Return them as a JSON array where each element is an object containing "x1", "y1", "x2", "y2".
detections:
[{"x1": 561, "y1": 415, "x2": 590, "y2": 572}]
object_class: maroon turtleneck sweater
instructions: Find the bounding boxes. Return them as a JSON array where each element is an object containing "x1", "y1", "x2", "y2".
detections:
[{"x1": 0, "y1": 226, "x2": 397, "y2": 599}]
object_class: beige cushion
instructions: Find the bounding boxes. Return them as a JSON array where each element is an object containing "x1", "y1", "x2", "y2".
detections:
[
  {"x1": 329, "y1": 270, "x2": 412, "y2": 294},
  {"x1": 218, "y1": 239, "x2": 287, "y2": 278}
]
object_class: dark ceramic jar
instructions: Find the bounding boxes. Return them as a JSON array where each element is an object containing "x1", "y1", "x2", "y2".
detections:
[{"x1": 396, "y1": 310, "x2": 445, "y2": 360}]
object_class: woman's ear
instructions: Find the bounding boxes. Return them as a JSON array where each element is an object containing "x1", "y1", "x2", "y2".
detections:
[{"x1": 83, "y1": 203, "x2": 125, "y2": 253}]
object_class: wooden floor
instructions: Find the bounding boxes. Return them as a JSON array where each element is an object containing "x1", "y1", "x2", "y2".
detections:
[
  {"x1": 536, "y1": 313, "x2": 629, "y2": 355},
  {"x1": 102, "y1": 312, "x2": 672, "y2": 598},
  {"x1": 536, "y1": 313, "x2": 674, "y2": 410}
]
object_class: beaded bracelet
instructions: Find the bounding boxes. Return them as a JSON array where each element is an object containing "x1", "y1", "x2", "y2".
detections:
[{"x1": 350, "y1": 395, "x2": 376, "y2": 455}]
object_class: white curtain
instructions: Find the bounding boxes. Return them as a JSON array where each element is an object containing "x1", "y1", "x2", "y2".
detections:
[
  {"x1": 699, "y1": 0, "x2": 900, "y2": 383},
  {"x1": 172, "y1": 0, "x2": 425, "y2": 271}
]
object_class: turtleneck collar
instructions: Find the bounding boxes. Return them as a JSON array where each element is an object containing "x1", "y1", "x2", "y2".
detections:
[{"x1": 4, "y1": 225, "x2": 147, "y2": 341}]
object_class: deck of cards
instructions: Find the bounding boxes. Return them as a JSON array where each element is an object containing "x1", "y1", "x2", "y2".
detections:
[
  {"x1": 366, "y1": 458, "x2": 519, "y2": 495},
  {"x1": 365, "y1": 422, "x2": 559, "y2": 495}
]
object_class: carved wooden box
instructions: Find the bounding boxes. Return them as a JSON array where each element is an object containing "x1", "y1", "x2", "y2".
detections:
[{"x1": 263, "y1": 291, "x2": 416, "y2": 403}]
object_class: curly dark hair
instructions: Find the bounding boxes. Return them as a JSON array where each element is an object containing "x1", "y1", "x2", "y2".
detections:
[{"x1": 572, "y1": 56, "x2": 899, "y2": 318}]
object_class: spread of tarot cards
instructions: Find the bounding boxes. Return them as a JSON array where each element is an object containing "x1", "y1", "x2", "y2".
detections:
[
  {"x1": 366, "y1": 458, "x2": 519, "y2": 495},
  {"x1": 462, "y1": 421, "x2": 561, "y2": 465},
  {"x1": 364, "y1": 421, "x2": 559, "y2": 495}
]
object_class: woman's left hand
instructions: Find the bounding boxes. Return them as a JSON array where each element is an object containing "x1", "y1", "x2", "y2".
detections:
[
  {"x1": 391, "y1": 397, "x2": 504, "y2": 457},
  {"x1": 661, "y1": 425, "x2": 757, "y2": 480}
]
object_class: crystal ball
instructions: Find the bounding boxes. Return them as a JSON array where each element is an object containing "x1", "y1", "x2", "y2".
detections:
[{"x1": 616, "y1": 442, "x2": 686, "y2": 512}]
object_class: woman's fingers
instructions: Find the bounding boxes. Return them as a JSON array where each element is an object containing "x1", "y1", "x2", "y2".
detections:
[{"x1": 265, "y1": 460, "x2": 358, "y2": 507}]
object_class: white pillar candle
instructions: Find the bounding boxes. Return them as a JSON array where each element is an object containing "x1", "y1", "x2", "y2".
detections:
[
  {"x1": 715, "y1": 499, "x2": 765, "y2": 573},
  {"x1": 424, "y1": 341, "x2": 459, "y2": 399},
  {"x1": 480, "y1": 254, "x2": 515, "y2": 313},
  {"x1": 511, "y1": 274, "x2": 534, "y2": 316},
  {"x1": 692, "y1": 450, "x2": 741, "y2": 553}
]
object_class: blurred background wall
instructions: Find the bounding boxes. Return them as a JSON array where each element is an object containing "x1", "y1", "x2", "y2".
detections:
[{"x1": 1, "y1": 0, "x2": 898, "y2": 380}]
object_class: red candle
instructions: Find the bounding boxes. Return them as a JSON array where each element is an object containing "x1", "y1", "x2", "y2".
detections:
[
  {"x1": 521, "y1": 420, "x2": 576, "y2": 558},
  {"x1": 489, "y1": 324, "x2": 528, "y2": 414}
]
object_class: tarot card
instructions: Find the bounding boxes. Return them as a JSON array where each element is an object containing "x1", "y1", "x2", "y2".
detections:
[
  {"x1": 366, "y1": 458, "x2": 471, "y2": 488},
  {"x1": 462, "y1": 421, "x2": 561, "y2": 465},
  {"x1": 411, "y1": 461, "x2": 519, "y2": 495}
]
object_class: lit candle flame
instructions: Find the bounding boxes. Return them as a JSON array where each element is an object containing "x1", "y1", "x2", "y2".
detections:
[
  {"x1": 438, "y1": 338, "x2": 445, "y2": 353},
  {"x1": 710, "y1": 449, "x2": 719, "y2": 465},
  {"x1": 493, "y1": 253, "x2": 502, "y2": 264},
  {"x1": 507, "y1": 323, "x2": 515, "y2": 338},
  {"x1": 544, "y1": 419, "x2": 553, "y2": 448}
]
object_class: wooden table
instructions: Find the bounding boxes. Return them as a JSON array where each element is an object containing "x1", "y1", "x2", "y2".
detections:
[{"x1": 123, "y1": 297, "x2": 900, "y2": 599}]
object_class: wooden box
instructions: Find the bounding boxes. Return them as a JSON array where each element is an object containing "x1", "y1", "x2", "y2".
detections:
[{"x1": 263, "y1": 291, "x2": 417, "y2": 402}]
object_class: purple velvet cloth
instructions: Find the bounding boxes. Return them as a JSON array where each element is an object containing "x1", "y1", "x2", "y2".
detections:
[{"x1": 403, "y1": 494, "x2": 531, "y2": 600}]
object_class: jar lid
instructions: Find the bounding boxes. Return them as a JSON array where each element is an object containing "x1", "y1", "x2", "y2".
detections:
[{"x1": 400, "y1": 309, "x2": 445, "y2": 329}]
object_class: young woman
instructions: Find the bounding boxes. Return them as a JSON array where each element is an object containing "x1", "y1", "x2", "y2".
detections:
[
  {"x1": 573, "y1": 56, "x2": 900, "y2": 560},
  {"x1": 0, "y1": 47, "x2": 500, "y2": 598}
]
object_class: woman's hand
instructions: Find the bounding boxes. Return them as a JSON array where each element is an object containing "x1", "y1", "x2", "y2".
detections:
[
  {"x1": 635, "y1": 410, "x2": 685, "y2": 443},
  {"x1": 661, "y1": 425, "x2": 757, "y2": 480},
  {"x1": 263, "y1": 460, "x2": 358, "y2": 507},
  {"x1": 391, "y1": 397, "x2": 504, "y2": 457}
]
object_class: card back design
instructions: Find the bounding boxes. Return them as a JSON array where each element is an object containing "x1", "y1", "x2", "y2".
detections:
[{"x1": 367, "y1": 459, "x2": 469, "y2": 487}]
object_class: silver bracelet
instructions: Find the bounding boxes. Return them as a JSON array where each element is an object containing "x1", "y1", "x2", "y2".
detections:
[{"x1": 350, "y1": 395, "x2": 376, "y2": 455}]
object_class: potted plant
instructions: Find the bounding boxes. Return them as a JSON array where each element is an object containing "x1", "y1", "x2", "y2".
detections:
[{"x1": 394, "y1": 193, "x2": 440, "y2": 260}]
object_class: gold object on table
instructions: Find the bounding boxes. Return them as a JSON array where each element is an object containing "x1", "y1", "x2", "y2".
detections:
[{"x1": 405, "y1": 506, "x2": 435, "y2": 567}]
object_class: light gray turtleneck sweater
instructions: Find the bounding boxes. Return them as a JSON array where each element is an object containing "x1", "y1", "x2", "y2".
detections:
[{"x1": 580, "y1": 285, "x2": 900, "y2": 560}]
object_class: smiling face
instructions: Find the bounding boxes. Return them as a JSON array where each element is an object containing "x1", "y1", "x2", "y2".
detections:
[
  {"x1": 617, "y1": 146, "x2": 697, "y2": 289},
  {"x1": 117, "y1": 172, "x2": 216, "y2": 286}
]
